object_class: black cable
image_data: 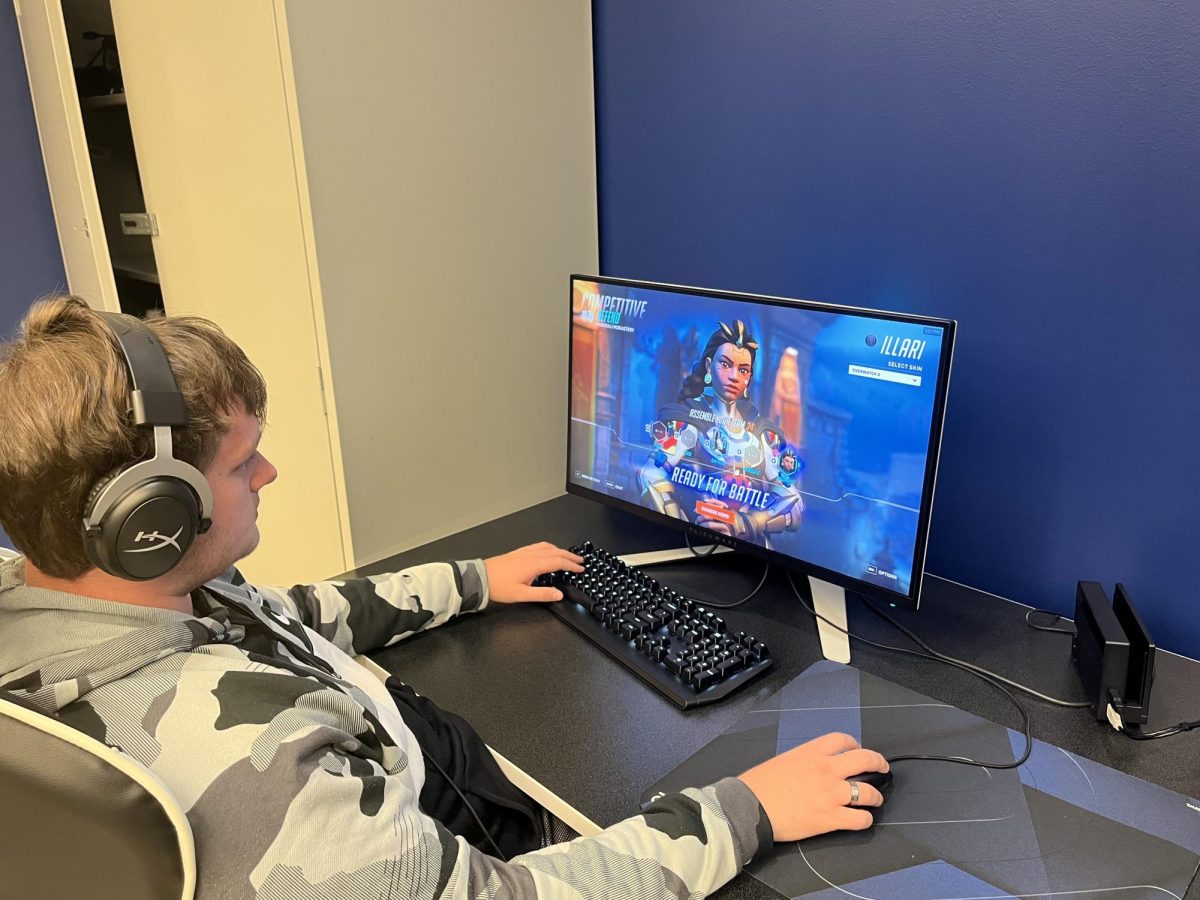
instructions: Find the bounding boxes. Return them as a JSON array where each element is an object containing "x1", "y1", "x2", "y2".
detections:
[
  {"x1": 677, "y1": 533, "x2": 769, "y2": 608},
  {"x1": 786, "y1": 572, "x2": 1032, "y2": 771},
  {"x1": 1025, "y1": 608, "x2": 1076, "y2": 635},
  {"x1": 420, "y1": 751, "x2": 509, "y2": 861},
  {"x1": 683, "y1": 531, "x2": 719, "y2": 557},
  {"x1": 1016, "y1": 609, "x2": 1198, "y2": 741},
  {"x1": 703, "y1": 563, "x2": 771, "y2": 609},
  {"x1": 840, "y1": 584, "x2": 1198, "y2": 745},
  {"x1": 1122, "y1": 720, "x2": 1200, "y2": 740},
  {"x1": 862, "y1": 600, "x2": 1093, "y2": 709}
]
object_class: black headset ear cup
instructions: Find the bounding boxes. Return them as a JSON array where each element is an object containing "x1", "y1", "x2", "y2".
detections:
[
  {"x1": 83, "y1": 469, "x2": 122, "y2": 524},
  {"x1": 82, "y1": 468, "x2": 123, "y2": 570},
  {"x1": 82, "y1": 470, "x2": 201, "y2": 581}
]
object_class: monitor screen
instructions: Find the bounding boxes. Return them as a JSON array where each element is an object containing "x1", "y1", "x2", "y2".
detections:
[{"x1": 566, "y1": 275, "x2": 955, "y2": 608}]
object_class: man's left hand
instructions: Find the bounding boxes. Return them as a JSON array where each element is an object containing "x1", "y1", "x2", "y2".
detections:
[{"x1": 483, "y1": 542, "x2": 585, "y2": 604}]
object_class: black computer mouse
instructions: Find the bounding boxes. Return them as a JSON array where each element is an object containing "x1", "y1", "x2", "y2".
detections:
[{"x1": 852, "y1": 769, "x2": 893, "y2": 796}]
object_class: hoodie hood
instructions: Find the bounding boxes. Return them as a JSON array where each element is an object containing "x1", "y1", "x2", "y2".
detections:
[{"x1": 0, "y1": 556, "x2": 243, "y2": 715}]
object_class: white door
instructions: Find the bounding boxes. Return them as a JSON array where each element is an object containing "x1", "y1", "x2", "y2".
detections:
[
  {"x1": 12, "y1": 0, "x2": 119, "y2": 311},
  {"x1": 108, "y1": 0, "x2": 352, "y2": 583}
]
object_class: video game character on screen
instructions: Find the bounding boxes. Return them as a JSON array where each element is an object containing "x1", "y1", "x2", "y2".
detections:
[{"x1": 638, "y1": 319, "x2": 804, "y2": 549}]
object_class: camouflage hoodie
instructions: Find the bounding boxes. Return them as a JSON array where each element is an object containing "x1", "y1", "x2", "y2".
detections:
[{"x1": 0, "y1": 556, "x2": 771, "y2": 899}]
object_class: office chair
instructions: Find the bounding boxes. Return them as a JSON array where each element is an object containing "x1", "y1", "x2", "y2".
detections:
[
  {"x1": 0, "y1": 689, "x2": 196, "y2": 900},
  {"x1": 0, "y1": 545, "x2": 196, "y2": 899}
]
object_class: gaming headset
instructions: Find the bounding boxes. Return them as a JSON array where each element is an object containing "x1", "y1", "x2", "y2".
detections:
[{"x1": 81, "y1": 312, "x2": 213, "y2": 580}]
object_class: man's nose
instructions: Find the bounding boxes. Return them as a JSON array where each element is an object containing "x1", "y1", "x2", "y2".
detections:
[{"x1": 258, "y1": 459, "x2": 279, "y2": 488}]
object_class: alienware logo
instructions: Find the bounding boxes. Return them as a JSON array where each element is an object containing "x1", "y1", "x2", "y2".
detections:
[{"x1": 123, "y1": 527, "x2": 184, "y2": 554}]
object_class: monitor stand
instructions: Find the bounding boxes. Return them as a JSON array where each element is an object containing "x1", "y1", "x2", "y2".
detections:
[
  {"x1": 808, "y1": 576, "x2": 851, "y2": 664},
  {"x1": 616, "y1": 547, "x2": 852, "y2": 664},
  {"x1": 616, "y1": 546, "x2": 733, "y2": 567}
]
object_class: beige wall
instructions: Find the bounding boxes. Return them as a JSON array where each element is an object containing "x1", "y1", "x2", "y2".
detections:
[
  {"x1": 284, "y1": 1, "x2": 598, "y2": 566},
  {"x1": 110, "y1": 0, "x2": 350, "y2": 583}
]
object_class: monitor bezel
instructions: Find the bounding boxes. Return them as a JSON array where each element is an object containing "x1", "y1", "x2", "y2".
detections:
[{"x1": 565, "y1": 274, "x2": 956, "y2": 611}]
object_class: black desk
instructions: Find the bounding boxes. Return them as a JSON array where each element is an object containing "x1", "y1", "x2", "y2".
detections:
[{"x1": 358, "y1": 495, "x2": 1200, "y2": 900}]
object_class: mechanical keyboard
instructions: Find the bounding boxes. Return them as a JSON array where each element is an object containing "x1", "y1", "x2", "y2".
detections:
[{"x1": 538, "y1": 541, "x2": 772, "y2": 709}]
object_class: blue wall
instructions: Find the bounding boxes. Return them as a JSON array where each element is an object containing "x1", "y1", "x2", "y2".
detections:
[
  {"x1": 593, "y1": 1, "x2": 1200, "y2": 658},
  {"x1": 1, "y1": 8, "x2": 65, "y2": 323},
  {"x1": 1, "y1": 7, "x2": 67, "y2": 550}
]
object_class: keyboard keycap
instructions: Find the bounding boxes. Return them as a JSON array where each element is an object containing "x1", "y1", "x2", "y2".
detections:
[{"x1": 717, "y1": 658, "x2": 743, "y2": 678}]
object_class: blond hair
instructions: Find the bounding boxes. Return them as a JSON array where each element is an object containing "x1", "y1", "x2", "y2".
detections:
[{"x1": 0, "y1": 296, "x2": 267, "y2": 577}]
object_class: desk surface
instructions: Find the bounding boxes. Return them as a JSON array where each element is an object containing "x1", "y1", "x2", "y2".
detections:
[{"x1": 359, "y1": 495, "x2": 1200, "y2": 900}]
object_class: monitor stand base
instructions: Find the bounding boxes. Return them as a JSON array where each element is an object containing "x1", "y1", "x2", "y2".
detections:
[
  {"x1": 615, "y1": 545, "x2": 734, "y2": 567},
  {"x1": 809, "y1": 576, "x2": 851, "y2": 663}
]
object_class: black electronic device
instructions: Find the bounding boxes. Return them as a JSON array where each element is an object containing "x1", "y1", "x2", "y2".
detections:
[
  {"x1": 1072, "y1": 581, "x2": 1155, "y2": 727},
  {"x1": 565, "y1": 274, "x2": 956, "y2": 665},
  {"x1": 851, "y1": 769, "x2": 893, "y2": 797},
  {"x1": 566, "y1": 275, "x2": 956, "y2": 613},
  {"x1": 1111, "y1": 583, "x2": 1156, "y2": 726},
  {"x1": 81, "y1": 313, "x2": 213, "y2": 581},
  {"x1": 540, "y1": 542, "x2": 773, "y2": 708}
]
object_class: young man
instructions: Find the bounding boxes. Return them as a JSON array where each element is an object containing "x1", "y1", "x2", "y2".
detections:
[{"x1": 0, "y1": 297, "x2": 887, "y2": 899}]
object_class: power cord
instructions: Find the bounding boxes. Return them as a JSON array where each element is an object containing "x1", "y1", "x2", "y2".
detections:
[
  {"x1": 1118, "y1": 719, "x2": 1200, "y2": 740},
  {"x1": 1024, "y1": 608, "x2": 1076, "y2": 635},
  {"x1": 683, "y1": 531, "x2": 719, "y2": 557},
  {"x1": 679, "y1": 531, "x2": 770, "y2": 608},
  {"x1": 786, "y1": 572, "x2": 1032, "y2": 771},
  {"x1": 861, "y1": 600, "x2": 1093, "y2": 710},
  {"x1": 703, "y1": 563, "x2": 772, "y2": 609}
]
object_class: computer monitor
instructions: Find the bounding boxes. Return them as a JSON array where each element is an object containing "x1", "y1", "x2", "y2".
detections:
[{"x1": 566, "y1": 275, "x2": 955, "y2": 656}]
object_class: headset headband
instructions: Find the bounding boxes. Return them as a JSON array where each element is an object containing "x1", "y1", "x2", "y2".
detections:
[{"x1": 97, "y1": 312, "x2": 189, "y2": 427}]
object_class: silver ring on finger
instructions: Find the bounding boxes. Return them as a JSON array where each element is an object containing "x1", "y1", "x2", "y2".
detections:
[{"x1": 848, "y1": 781, "x2": 860, "y2": 805}]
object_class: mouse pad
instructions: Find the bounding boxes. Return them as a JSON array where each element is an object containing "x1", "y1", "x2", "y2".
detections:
[{"x1": 642, "y1": 661, "x2": 1200, "y2": 899}]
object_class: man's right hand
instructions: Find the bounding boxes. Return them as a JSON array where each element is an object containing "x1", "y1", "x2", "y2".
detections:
[
  {"x1": 737, "y1": 732, "x2": 888, "y2": 842},
  {"x1": 483, "y1": 542, "x2": 584, "y2": 604}
]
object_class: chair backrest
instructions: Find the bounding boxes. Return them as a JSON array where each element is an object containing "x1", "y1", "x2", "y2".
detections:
[{"x1": 0, "y1": 691, "x2": 196, "y2": 900}]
